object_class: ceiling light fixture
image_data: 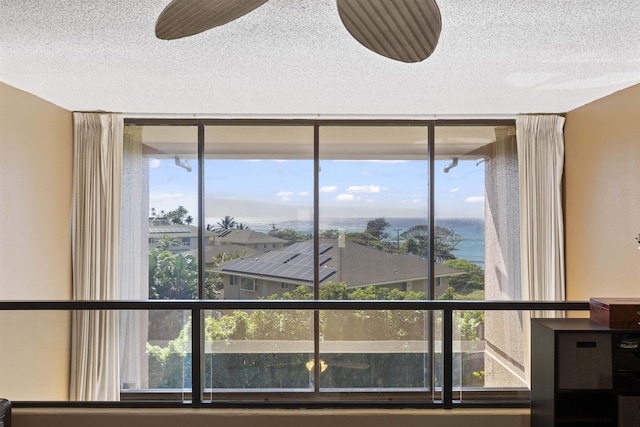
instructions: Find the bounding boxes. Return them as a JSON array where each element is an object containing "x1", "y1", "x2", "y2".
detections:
[{"x1": 155, "y1": 0, "x2": 442, "y2": 63}]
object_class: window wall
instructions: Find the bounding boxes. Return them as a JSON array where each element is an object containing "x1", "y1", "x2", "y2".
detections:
[{"x1": 117, "y1": 119, "x2": 522, "y2": 404}]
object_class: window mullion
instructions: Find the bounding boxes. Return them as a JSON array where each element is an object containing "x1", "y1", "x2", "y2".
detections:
[
  {"x1": 312, "y1": 122, "x2": 320, "y2": 391},
  {"x1": 192, "y1": 121, "x2": 205, "y2": 407}
]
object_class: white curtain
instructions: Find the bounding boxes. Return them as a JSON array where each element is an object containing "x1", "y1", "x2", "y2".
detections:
[
  {"x1": 70, "y1": 112, "x2": 123, "y2": 401},
  {"x1": 119, "y1": 126, "x2": 149, "y2": 389},
  {"x1": 516, "y1": 114, "x2": 566, "y2": 385}
]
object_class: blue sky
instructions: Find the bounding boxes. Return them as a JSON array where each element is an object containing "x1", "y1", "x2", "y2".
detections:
[{"x1": 148, "y1": 157, "x2": 486, "y2": 225}]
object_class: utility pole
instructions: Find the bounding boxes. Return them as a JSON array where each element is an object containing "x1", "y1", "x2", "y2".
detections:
[{"x1": 394, "y1": 228, "x2": 402, "y2": 253}]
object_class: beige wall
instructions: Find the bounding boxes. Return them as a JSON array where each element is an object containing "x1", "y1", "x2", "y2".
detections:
[
  {"x1": 0, "y1": 82, "x2": 73, "y2": 399},
  {"x1": 564, "y1": 84, "x2": 640, "y2": 300}
]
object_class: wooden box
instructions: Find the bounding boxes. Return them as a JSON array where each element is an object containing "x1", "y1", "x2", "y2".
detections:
[{"x1": 590, "y1": 298, "x2": 640, "y2": 329}]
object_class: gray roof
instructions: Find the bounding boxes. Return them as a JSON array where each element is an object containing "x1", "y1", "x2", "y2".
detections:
[
  {"x1": 214, "y1": 229, "x2": 287, "y2": 245},
  {"x1": 149, "y1": 224, "x2": 198, "y2": 236},
  {"x1": 219, "y1": 239, "x2": 460, "y2": 287},
  {"x1": 185, "y1": 244, "x2": 262, "y2": 266}
]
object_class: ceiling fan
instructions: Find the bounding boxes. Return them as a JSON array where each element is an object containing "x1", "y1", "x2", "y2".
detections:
[{"x1": 155, "y1": 0, "x2": 442, "y2": 63}]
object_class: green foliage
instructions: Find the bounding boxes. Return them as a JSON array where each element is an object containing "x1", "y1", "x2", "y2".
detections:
[
  {"x1": 148, "y1": 247, "x2": 218, "y2": 300},
  {"x1": 205, "y1": 215, "x2": 250, "y2": 231},
  {"x1": 146, "y1": 323, "x2": 190, "y2": 388},
  {"x1": 344, "y1": 232, "x2": 385, "y2": 250},
  {"x1": 364, "y1": 217, "x2": 390, "y2": 240},
  {"x1": 268, "y1": 228, "x2": 310, "y2": 245},
  {"x1": 442, "y1": 259, "x2": 485, "y2": 295},
  {"x1": 401, "y1": 225, "x2": 462, "y2": 263},
  {"x1": 149, "y1": 248, "x2": 198, "y2": 299},
  {"x1": 319, "y1": 229, "x2": 340, "y2": 238},
  {"x1": 148, "y1": 246, "x2": 219, "y2": 340},
  {"x1": 464, "y1": 289, "x2": 485, "y2": 300},
  {"x1": 216, "y1": 215, "x2": 236, "y2": 230},
  {"x1": 151, "y1": 282, "x2": 487, "y2": 389},
  {"x1": 458, "y1": 310, "x2": 484, "y2": 341},
  {"x1": 437, "y1": 286, "x2": 459, "y2": 301},
  {"x1": 151, "y1": 205, "x2": 190, "y2": 224}
]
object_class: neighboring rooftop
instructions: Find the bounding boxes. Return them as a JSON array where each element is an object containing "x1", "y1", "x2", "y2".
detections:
[
  {"x1": 220, "y1": 239, "x2": 460, "y2": 287},
  {"x1": 213, "y1": 229, "x2": 287, "y2": 246}
]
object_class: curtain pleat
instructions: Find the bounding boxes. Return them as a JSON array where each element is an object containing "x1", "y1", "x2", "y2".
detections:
[
  {"x1": 70, "y1": 112, "x2": 123, "y2": 401},
  {"x1": 516, "y1": 114, "x2": 566, "y2": 385}
]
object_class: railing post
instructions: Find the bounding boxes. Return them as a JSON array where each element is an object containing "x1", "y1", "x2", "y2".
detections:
[
  {"x1": 191, "y1": 308, "x2": 203, "y2": 407},
  {"x1": 443, "y1": 307, "x2": 453, "y2": 409}
]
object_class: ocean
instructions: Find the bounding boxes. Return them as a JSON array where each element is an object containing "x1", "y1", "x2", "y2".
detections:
[{"x1": 248, "y1": 217, "x2": 485, "y2": 268}]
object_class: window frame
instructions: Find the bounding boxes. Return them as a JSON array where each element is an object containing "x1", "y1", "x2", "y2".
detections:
[{"x1": 124, "y1": 117, "x2": 521, "y2": 407}]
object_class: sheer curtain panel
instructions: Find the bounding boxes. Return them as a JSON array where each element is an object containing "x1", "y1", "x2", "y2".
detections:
[
  {"x1": 70, "y1": 112, "x2": 123, "y2": 401},
  {"x1": 516, "y1": 114, "x2": 566, "y2": 384}
]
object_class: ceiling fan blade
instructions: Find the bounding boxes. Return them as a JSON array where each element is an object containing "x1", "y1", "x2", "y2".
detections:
[
  {"x1": 336, "y1": 0, "x2": 442, "y2": 63},
  {"x1": 156, "y1": 0, "x2": 269, "y2": 40}
]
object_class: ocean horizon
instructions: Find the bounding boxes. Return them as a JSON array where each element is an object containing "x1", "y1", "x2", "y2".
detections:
[{"x1": 242, "y1": 217, "x2": 485, "y2": 268}]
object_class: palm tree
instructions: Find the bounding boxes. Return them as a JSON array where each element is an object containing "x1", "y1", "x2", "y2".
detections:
[
  {"x1": 235, "y1": 223, "x2": 250, "y2": 230},
  {"x1": 216, "y1": 216, "x2": 237, "y2": 230},
  {"x1": 185, "y1": 215, "x2": 194, "y2": 225},
  {"x1": 158, "y1": 234, "x2": 181, "y2": 251}
]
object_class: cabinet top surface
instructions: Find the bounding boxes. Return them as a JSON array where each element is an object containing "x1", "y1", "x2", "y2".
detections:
[{"x1": 531, "y1": 317, "x2": 639, "y2": 331}]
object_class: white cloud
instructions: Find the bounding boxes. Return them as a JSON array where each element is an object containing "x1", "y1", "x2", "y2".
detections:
[
  {"x1": 298, "y1": 191, "x2": 309, "y2": 196},
  {"x1": 347, "y1": 185, "x2": 382, "y2": 194},
  {"x1": 465, "y1": 196, "x2": 485, "y2": 203},
  {"x1": 450, "y1": 187, "x2": 460, "y2": 193},
  {"x1": 149, "y1": 159, "x2": 161, "y2": 168},
  {"x1": 276, "y1": 191, "x2": 294, "y2": 201},
  {"x1": 336, "y1": 194, "x2": 356, "y2": 201},
  {"x1": 320, "y1": 185, "x2": 337, "y2": 193}
]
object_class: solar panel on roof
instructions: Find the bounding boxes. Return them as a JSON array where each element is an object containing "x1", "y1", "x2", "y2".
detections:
[
  {"x1": 219, "y1": 241, "x2": 336, "y2": 282},
  {"x1": 319, "y1": 244, "x2": 332, "y2": 254},
  {"x1": 260, "y1": 251, "x2": 298, "y2": 263},
  {"x1": 318, "y1": 268, "x2": 336, "y2": 282}
]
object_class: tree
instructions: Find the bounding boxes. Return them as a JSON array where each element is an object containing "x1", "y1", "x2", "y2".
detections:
[
  {"x1": 437, "y1": 286, "x2": 458, "y2": 301},
  {"x1": 150, "y1": 205, "x2": 191, "y2": 225},
  {"x1": 365, "y1": 217, "x2": 390, "y2": 240},
  {"x1": 400, "y1": 225, "x2": 462, "y2": 263},
  {"x1": 319, "y1": 229, "x2": 340, "y2": 239},
  {"x1": 148, "y1": 246, "x2": 219, "y2": 340},
  {"x1": 164, "y1": 205, "x2": 188, "y2": 224},
  {"x1": 157, "y1": 234, "x2": 181, "y2": 250},
  {"x1": 268, "y1": 228, "x2": 309, "y2": 245},
  {"x1": 442, "y1": 259, "x2": 484, "y2": 295},
  {"x1": 216, "y1": 215, "x2": 236, "y2": 230},
  {"x1": 235, "y1": 222, "x2": 250, "y2": 230},
  {"x1": 344, "y1": 232, "x2": 385, "y2": 250},
  {"x1": 434, "y1": 226, "x2": 462, "y2": 263}
]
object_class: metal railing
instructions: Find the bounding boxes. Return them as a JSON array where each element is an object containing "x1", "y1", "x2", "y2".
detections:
[{"x1": 0, "y1": 299, "x2": 590, "y2": 408}]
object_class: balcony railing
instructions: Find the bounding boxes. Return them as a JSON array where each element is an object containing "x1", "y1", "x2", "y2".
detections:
[{"x1": 0, "y1": 299, "x2": 590, "y2": 408}]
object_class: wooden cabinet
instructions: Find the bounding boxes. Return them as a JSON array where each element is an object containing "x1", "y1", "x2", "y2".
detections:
[{"x1": 531, "y1": 318, "x2": 640, "y2": 427}]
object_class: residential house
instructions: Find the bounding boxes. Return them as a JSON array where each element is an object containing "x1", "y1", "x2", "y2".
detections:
[
  {"x1": 219, "y1": 239, "x2": 460, "y2": 299},
  {"x1": 212, "y1": 229, "x2": 287, "y2": 253}
]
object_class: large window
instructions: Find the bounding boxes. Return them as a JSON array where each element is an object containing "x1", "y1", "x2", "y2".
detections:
[{"x1": 119, "y1": 119, "x2": 523, "y2": 405}]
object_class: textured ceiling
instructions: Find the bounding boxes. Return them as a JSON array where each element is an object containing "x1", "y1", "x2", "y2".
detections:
[{"x1": 1, "y1": 0, "x2": 639, "y2": 117}]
